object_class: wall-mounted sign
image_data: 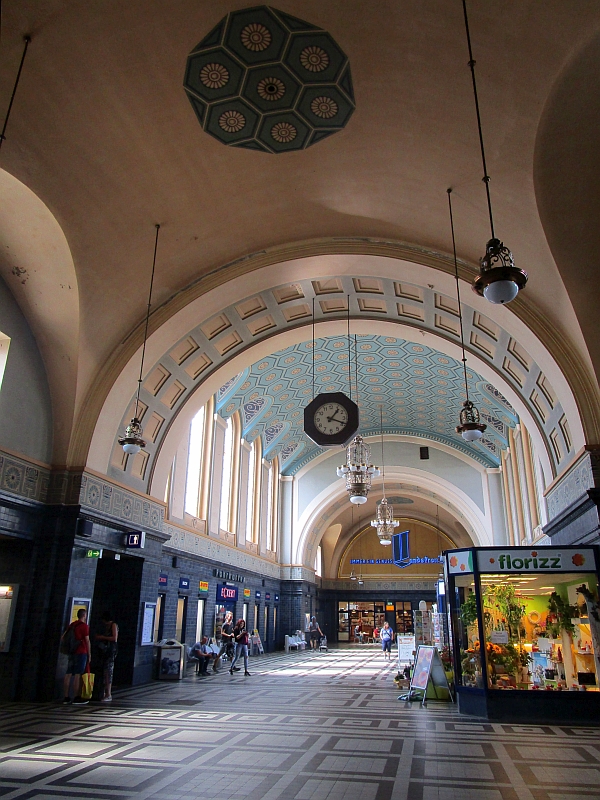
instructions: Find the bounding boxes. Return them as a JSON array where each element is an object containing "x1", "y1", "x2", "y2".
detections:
[
  {"x1": 255, "y1": 591, "x2": 261, "y2": 600},
  {"x1": 179, "y1": 577, "x2": 191, "y2": 591},
  {"x1": 213, "y1": 568, "x2": 245, "y2": 583},
  {"x1": 141, "y1": 601, "x2": 156, "y2": 646},
  {"x1": 265, "y1": 593, "x2": 271, "y2": 601},
  {"x1": 243, "y1": 587, "x2": 251, "y2": 599},
  {"x1": 477, "y1": 548, "x2": 596, "y2": 573},
  {"x1": 199, "y1": 581, "x2": 209, "y2": 595},
  {"x1": 274, "y1": 594, "x2": 279, "y2": 602},
  {"x1": 158, "y1": 573, "x2": 168, "y2": 588},
  {"x1": 85, "y1": 549, "x2": 102, "y2": 559},
  {"x1": 125, "y1": 531, "x2": 145, "y2": 549},
  {"x1": 386, "y1": 602, "x2": 394, "y2": 611},
  {"x1": 217, "y1": 584, "x2": 238, "y2": 603},
  {"x1": 0, "y1": 585, "x2": 19, "y2": 652},
  {"x1": 392, "y1": 530, "x2": 410, "y2": 568}
]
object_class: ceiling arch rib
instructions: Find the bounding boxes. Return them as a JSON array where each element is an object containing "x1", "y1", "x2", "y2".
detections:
[{"x1": 99, "y1": 273, "x2": 578, "y2": 495}]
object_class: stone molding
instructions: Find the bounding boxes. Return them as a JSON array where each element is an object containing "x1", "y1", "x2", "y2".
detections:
[
  {"x1": 320, "y1": 579, "x2": 436, "y2": 591},
  {"x1": 545, "y1": 447, "x2": 600, "y2": 520}
]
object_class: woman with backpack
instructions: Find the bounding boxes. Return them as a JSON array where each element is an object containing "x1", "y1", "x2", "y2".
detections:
[{"x1": 95, "y1": 611, "x2": 118, "y2": 702}]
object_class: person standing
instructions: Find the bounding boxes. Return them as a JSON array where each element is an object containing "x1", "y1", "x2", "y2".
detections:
[
  {"x1": 213, "y1": 611, "x2": 236, "y2": 672},
  {"x1": 229, "y1": 618, "x2": 250, "y2": 676},
  {"x1": 61, "y1": 608, "x2": 91, "y2": 705},
  {"x1": 95, "y1": 610, "x2": 118, "y2": 702},
  {"x1": 380, "y1": 621, "x2": 394, "y2": 660},
  {"x1": 309, "y1": 616, "x2": 322, "y2": 650}
]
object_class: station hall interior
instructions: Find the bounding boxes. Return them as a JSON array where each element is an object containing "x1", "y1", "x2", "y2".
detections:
[{"x1": 1, "y1": 1, "x2": 600, "y2": 794}]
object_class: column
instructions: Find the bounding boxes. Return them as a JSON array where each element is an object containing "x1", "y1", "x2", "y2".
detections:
[
  {"x1": 279, "y1": 475, "x2": 293, "y2": 563},
  {"x1": 486, "y1": 468, "x2": 509, "y2": 545},
  {"x1": 514, "y1": 425, "x2": 533, "y2": 543},
  {"x1": 508, "y1": 427, "x2": 527, "y2": 544},
  {"x1": 521, "y1": 423, "x2": 541, "y2": 534},
  {"x1": 501, "y1": 450, "x2": 516, "y2": 546},
  {"x1": 237, "y1": 439, "x2": 251, "y2": 548},
  {"x1": 208, "y1": 413, "x2": 227, "y2": 537}
]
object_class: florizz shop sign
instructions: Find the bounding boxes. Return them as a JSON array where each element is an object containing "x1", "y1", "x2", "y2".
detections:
[{"x1": 477, "y1": 548, "x2": 596, "y2": 573}]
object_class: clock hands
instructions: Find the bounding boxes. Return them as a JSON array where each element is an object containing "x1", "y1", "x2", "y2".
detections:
[{"x1": 327, "y1": 411, "x2": 344, "y2": 423}]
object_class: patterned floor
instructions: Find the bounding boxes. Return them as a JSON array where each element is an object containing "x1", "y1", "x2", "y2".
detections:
[{"x1": 1, "y1": 647, "x2": 599, "y2": 800}]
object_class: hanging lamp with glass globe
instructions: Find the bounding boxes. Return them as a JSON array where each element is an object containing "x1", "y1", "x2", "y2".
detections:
[
  {"x1": 370, "y1": 408, "x2": 399, "y2": 546},
  {"x1": 462, "y1": 0, "x2": 527, "y2": 304},
  {"x1": 336, "y1": 435, "x2": 379, "y2": 505},
  {"x1": 118, "y1": 224, "x2": 161, "y2": 456},
  {"x1": 447, "y1": 189, "x2": 487, "y2": 443}
]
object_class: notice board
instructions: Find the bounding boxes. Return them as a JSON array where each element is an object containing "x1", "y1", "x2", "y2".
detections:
[{"x1": 409, "y1": 645, "x2": 453, "y2": 704}]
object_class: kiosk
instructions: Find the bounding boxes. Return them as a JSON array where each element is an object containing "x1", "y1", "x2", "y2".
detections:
[{"x1": 445, "y1": 545, "x2": 600, "y2": 723}]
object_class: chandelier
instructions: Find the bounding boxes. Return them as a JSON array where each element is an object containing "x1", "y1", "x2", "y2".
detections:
[
  {"x1": 371, "y1": 497, "x2": 398, "y2": 547},
  {"x1": 462, "y1": 0, "x2": 527, "y2": 304},
  {"x1": 337, "y1": 435, "x2": 379, "y2": 504},
  {"x1": 370, "y1": 407, "x2": 398, "y2": 545},
  {"x1": 118, "y1": 225, "x2": 161, "y2": 455}
]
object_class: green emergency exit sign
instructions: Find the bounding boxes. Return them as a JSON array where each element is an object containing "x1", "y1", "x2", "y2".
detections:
[{"x1": 85, "y1": 549, "x2": 102, "y2": 559}]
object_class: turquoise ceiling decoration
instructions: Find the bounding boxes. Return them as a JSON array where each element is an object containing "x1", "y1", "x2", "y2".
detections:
[
  {"x1": 183, "y1": 6, "x2": 355, "y2": 153},
  {"x1": 216, "y1": 334, "x2": 516, "y2": 474}
]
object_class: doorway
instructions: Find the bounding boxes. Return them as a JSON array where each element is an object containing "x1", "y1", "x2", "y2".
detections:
[{"x1": 90, "y1": 555, "x2": 143, "y2": 687}]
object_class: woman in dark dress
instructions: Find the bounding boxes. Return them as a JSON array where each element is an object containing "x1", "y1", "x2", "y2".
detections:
[{"x1": 229, "y1": 618, "x2": 250, "y2": 676}]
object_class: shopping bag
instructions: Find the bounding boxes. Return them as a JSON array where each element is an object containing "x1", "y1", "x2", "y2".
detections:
[{"x1": 81, "y1": 666, "x2": 94, "y2": 700}]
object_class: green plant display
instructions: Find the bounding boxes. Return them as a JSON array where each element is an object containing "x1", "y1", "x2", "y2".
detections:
[
  {"x1": 460, "y1": 592, "x2": 478, "y2": 628},
  {"x1": 547, "y1": 592, "x2": 578, "y2": 636},
  {"x1": 487, "y1": 585, "x2": 527, "y2": 640}
]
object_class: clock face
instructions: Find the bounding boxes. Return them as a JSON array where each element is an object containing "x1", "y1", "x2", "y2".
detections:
[{"x1": 314, "y1": 402, "x2": 349, "y2": 435}]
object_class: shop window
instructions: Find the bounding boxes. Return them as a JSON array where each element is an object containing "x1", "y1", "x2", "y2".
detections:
[
  {"x1": 395, "y1": 601, "x2": 413, "y2": 634},
  {"x1": 219, "y1": 416, "x2": 233, "y2": 531},
  {"x1": 184, "y1": 406, "x2": 205, "y2": 516},
  {"x1": 453, "y1": 575, "x2": 483, "y2": 688}
]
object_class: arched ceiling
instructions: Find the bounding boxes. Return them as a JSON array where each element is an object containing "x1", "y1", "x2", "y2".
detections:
[
  {"x1": 1, "y1": 1, "x2": 599, "y2": 475},
  {"x1": 216, "y1": 333, "x2": 517, "y2": 473}
]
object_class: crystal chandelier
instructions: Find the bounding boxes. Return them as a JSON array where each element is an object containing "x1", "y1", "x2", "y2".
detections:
[
  {"x1": 370, "y1": 408, "x2": 398, "y2": 545},
  {"x1": 337, "y1": 435, "x2": 379, "y2": 505},
  {"x1": 447, "y1": 189, "x2": 487, "y2": 443},
  {"x1": 371, "y1": 497, "x2": 399, "y2": 547},
  {"x1": 118, "y1": 224, "x2": 161, "y2": 455}
]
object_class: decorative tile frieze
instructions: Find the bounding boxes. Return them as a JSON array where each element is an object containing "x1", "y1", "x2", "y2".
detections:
[
  {"x1": 546, "y1": 448, "x2": 600, "y2": 519},
  {"x1": 79, "y1": 473, "x2": 165, "y2": 533},
  {"x1": 0, "y1": 451, "x2": 50, "y2": 503}
]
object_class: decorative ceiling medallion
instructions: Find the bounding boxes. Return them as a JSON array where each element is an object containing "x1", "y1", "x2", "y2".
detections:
[{"x1": 183, "y1": 6, "x2": 355, "y2": 153}]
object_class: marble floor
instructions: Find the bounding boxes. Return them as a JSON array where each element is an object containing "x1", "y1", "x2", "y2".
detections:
[{"x1": 0, "y1": 647, "x2": 599, "y2": 800}]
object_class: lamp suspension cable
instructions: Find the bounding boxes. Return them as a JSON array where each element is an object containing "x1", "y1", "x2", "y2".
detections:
[
  {"x1": 346, "y1": 295, "x2": 352, "y2": 401},
  {"x1": 447, "y1": 190, "x2": 486, "y2": 443},
  {"x1": 0, "y1": 35, "x2": 31, "y2": 151},
  {"x1": 462, "y1": 0, "x2": 494, "y2": 240},
  {"x1": 312, "y1": 297, "x2": 315, "y2": 400},
  {"x1": 447, "y1": 188, "x2": 470, "y2": 403},
  {"x1": 135, "y1": 224, "x2": 160, "y2": 419},
  {"x1": 354, "y1": 334, "x2": 359, "y2": 406},
  {"x1": 118, "y1": 224, "x2": 161, "y2": 455},
  {"x1": 379, "y1": 405, "x2": 386, "y2": 497}
]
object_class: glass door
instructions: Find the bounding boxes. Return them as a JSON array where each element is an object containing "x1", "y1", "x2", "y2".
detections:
[{"x1": 338, "y1": 601, "x2": 349, "y2": 641}]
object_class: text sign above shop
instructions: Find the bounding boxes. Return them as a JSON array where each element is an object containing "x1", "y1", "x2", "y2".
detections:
[
  {"x1": 198, "y1": 581, "x2": 209, "y2": 595},
  {"x1": 477, "y1": 548, "x2": 596, "y2": 573},
  {"x1": 216, "y1": 584, "x2": 238, "y2": 603}
]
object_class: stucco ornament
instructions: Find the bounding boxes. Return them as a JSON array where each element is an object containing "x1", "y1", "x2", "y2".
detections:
[{"x1": 183, "y1": 6, "x2": 355, "y2": 153}]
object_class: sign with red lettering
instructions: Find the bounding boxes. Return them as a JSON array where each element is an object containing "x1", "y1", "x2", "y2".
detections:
[{"x1": 216, "y1": 584, "x2": 238, "y2": 603}]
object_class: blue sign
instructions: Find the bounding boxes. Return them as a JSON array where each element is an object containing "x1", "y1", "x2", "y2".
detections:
[
  {"x1": 274, "y1": 594, "x2": 279, "y2": 602},
  {"x1": 125, "y1": 531, "x2": 145, "y2": 548},
  {"x1": 217, "y1": 584, "x2": 238, "y2": 603},
  {"x1": 158, "y1": 573, "x2": 168, "y2": 588},
  {"x1": 179, "y1": 577, "x2": 191, "y2": 591},
  {"x1": 255, "y1": 591, "x2": 261, "y2": 600},
  {"x1": 392, "y1": 530, "x2": 411, "y2": 568},
  {"x1": 265, "y1": 592, "x2": 271, "y2": 601}
]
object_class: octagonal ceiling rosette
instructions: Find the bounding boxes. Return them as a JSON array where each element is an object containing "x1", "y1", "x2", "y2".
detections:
[{"x1": 183, "y1": 6, "x2": 355, "y2": 153}]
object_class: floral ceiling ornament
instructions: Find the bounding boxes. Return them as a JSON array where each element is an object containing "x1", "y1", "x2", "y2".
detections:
[{"x1": 183, "y1": 6, "x2": 355, "y2": 153}]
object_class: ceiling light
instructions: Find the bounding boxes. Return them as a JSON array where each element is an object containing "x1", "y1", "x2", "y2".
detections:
[
  {"x1": 370, "y1": 408, "x2": 398, "y2": 546},
  {"x1": 337, "y1": 435, "x2": 379, "y2": 504},
  {"x1": 461, "y1": 0, "x2": 527, "y2": 304},
  {"x1": 447, "y1": 190, "x2": 487, "y2": 443},
  {"x1": 118, "y1": 225, "x2": 161, "y2": 455}
]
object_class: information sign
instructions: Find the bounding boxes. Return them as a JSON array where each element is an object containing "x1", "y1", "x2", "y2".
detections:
[
  {"x1": 141, "y1": 601, "x2": 156, "y2": 645},
  {"x1": 217, "y1": 584, "x2": 238, "y2": 603},
  {"x1": 490, "y1": 630, "x2": 509, "y2": 644},
  {"x1": 85, "y1": 549, "x2": 102, "y2": 559},
  {"x1": 397, "y1": 634, "x2": 416, "y2": 665},
  {"x1": 179, "y1": 577, "x2": 191, "y2": 591},
  {"x1": 255, "y1": 591, "x2": 261, "y2": 599},
  {"x1": 243, "y1": 587, "x2": 251, "y2": 598},
  {"x1": 265, "y1": 592, "x2": 271, "y2": 601},
  {"x1": 158, "y1": 573, "x2": 168, "y2": 588},
  {"x1": 199, "y1": 581, "x2": 209, "y2": 595},
  {"x1": 125, "y1": 531, "x2": 145, "y2": 548},
  {"x1": 407, "y1": 645, "x2": 453, "y2": 706}
]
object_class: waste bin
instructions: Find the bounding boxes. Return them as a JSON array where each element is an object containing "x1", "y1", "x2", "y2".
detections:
[{"x1": 153, "y1": 638, "x2": 185, "y2": 680}]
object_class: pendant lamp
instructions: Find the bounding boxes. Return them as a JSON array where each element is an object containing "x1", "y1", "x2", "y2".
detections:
[
  {"x1": 370, "y1": 408, "x2": 399, "y2": 545},
  {"x1": 118, "y1": 225, "x2": 161, "y2": 455},
  {"x1": 448, "y1": 189, "x2": 486, "y2": 442},
  {"x1": 462, "y1": 0, "x2": 527, "y2": 304},
  {"x1": 337, "y1": 435, "x2": 380, "y2": 504}
]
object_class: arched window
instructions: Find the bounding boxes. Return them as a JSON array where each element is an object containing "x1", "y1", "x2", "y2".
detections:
[
  {"x1": 0, "y1": 331, "x2": 10, "y2": 391},
  {"x1": 184, "y1": 406, "x2": 205, "y2": 516},
  {"x1": 266, "y1": 460, "x2": 273, "y2": 549},
  {"x1": 219, "y1": 416, "x2": 233, "y2": 531}
]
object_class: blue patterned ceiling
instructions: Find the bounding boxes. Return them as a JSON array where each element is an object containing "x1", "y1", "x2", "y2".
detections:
[
  {"x1": 183, "y1": 6, "x2": 355, "y2": 153},
  {"x1": 216, "y1": 334, "x2": 517, "y2": 474}
]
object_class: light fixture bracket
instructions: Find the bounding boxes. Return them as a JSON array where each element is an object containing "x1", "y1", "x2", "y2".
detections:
[{"x1": 472, "y1": 238, "x2": 528, "y2": 301}]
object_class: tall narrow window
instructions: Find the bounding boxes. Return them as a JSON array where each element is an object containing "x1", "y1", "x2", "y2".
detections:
[
  {"x1": 315, "y1": 545, "x2": 322, "y2": 577},
  {"x1": 246, "y1": 440, "x2": 255, "y2": 541},
  {"x1": 220, "y1": 416, "x2": 233, "y2": 531},
  {"x1": 266, "y1": 461, "x2": 274, "y2": 550},
  {"x1": 0, "y1": 332, "x2": 10, "y2": 391},
  {"x1": 184, "y1": 406, "x2": 204, "y2": 516}
]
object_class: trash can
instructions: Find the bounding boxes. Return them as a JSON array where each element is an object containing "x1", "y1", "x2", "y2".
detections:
[{"x1": 153, "y1": 638, "x2": 185, "y2": 680}]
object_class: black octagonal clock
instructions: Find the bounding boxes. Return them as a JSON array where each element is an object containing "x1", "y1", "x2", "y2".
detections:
[{"x1": 304, "y1": 392, "x2": 359, "y2": 447}]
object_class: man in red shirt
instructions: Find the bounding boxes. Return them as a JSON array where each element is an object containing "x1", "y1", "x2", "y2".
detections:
[{"x1": 62, "y1": 608, "x2": 91, "y2": 705}]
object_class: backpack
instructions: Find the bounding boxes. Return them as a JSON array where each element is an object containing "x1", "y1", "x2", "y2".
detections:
[{"x1": 60, "y1": 622, "x2": 81, "y2": 655}]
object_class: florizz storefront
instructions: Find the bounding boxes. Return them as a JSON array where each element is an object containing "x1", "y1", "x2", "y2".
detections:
[{"x1": 446, "y1": 546, "x2": 600, "y2": 722}]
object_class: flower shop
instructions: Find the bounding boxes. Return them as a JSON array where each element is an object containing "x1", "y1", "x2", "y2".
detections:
[{"x1": 445, "y1": 546, "x2": 600, "y2": 722}]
